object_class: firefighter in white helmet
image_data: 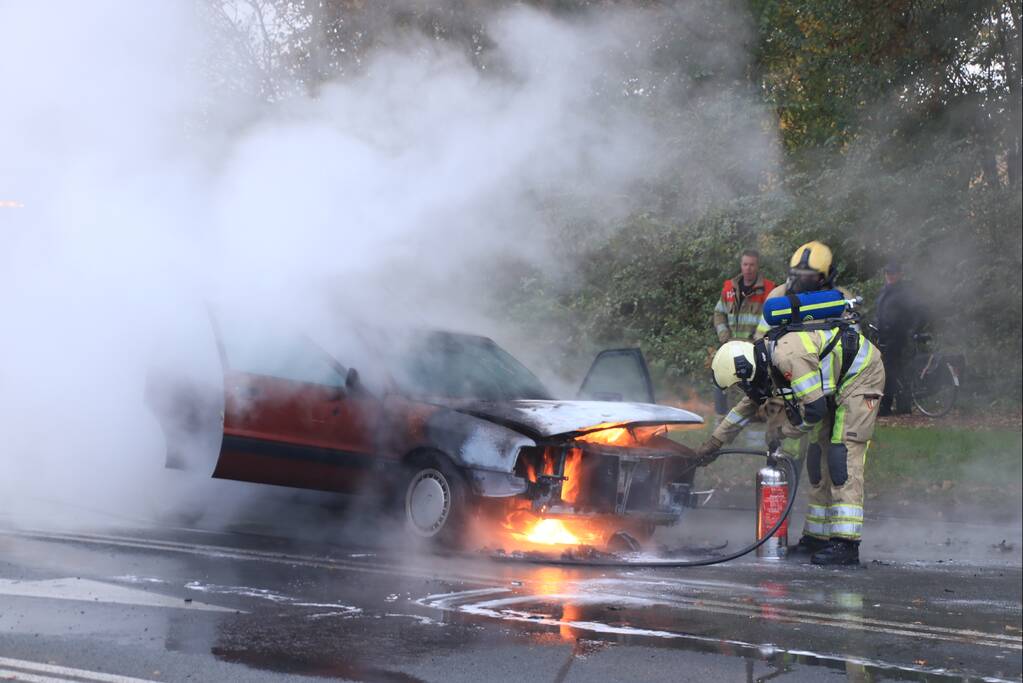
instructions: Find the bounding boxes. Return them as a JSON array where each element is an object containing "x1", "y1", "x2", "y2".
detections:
[{"x1": 699, "y1": 320, "x2": 884, "y2": 566}]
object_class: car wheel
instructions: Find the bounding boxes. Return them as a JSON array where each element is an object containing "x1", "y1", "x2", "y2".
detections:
[{"x1": 403, "y1": 453, "x2": 469, "y2": 546}]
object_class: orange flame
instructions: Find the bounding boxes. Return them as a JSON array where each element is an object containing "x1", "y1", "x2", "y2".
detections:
[
  {"x1": 502, "y1": 510, "x2": 605, "y2": 548},
  {"x1": 561, "y1": 448, "x2": 583, "y2": 504},
  {"x1": 525, "y1": 461, "x2": 537, "y2": 482},
  {"x1": 523, "y1": 518, "x2": 581, "y2": 545},
  {"x1": 576, "y1": 426, "x2": 636, "y2": 446}
]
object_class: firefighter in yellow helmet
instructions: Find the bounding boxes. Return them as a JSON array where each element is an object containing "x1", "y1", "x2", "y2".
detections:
[
  {"x1": 701, "y1": 241, "x2": 856, "y2": 459},
  {"x1": 698, "y1": 312, "x2": 885, "y2": 566},
  {"x1": 754, "y1": 241, "x2": 852, "y2": 338},
  {"x1": 699, "y1": 240, "x2": 856, "y2": 458}
]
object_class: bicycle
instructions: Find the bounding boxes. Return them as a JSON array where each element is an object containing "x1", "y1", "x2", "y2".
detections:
[{"x1": 865, "y1": 323, "x2": 963, "y2": 418}]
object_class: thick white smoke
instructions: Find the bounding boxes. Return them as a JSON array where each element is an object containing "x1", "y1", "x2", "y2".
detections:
[{"x1": 0, "y1": 1, "x2": 778, "y2": 527}]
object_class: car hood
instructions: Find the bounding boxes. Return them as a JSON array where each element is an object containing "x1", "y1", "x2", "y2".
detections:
[{"x1": 446, "y1": 399, "x2": 703, "y2": 438}]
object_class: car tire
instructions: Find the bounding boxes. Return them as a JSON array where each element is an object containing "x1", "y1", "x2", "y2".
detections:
[{"x1": 403, "y1": 452, "x2": 469, "y2": 547}]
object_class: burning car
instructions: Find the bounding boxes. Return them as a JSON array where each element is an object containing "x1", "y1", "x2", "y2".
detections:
[{"x1": 150, "y1": 317, "x2": 705, "y2": 550}]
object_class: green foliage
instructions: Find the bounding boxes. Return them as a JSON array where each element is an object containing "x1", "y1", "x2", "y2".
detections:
[
  {"x1": 212, "y1": 1, "x2": 1022, "y2": 404},
  {"x1": 504, "y1": 0, "x2": 1022, "y2": 404}
]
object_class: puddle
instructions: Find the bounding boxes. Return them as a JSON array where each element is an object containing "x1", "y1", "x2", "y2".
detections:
[
  {"x1": 213, "y1": 647, "x2": 425, "y2": 683},
  {"x1": 418, "y1": 585, "x2": 1022, "y2": 682}
]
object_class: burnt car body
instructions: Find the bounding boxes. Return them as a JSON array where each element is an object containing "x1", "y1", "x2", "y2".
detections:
[{"x1": 150, "y1": 318, "x2": 704, "y2": 546}]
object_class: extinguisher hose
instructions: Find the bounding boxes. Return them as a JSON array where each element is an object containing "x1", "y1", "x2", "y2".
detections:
[{"x1": 499, "y1": 448, "x2": 801, "y2": 568}]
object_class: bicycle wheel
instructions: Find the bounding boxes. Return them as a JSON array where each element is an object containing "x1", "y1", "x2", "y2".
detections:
[{"x1": 910, "y1": 361, "x2": 959, "y2": 418}]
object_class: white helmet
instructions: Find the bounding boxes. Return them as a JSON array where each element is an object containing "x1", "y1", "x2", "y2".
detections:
[{"x1": 711, "y1": 341, "x2": 757, "y2": 390}]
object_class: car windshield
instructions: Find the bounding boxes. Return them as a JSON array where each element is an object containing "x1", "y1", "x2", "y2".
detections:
[{"x1": 396, "y1": 332, "x2": 552, "y2": 401}]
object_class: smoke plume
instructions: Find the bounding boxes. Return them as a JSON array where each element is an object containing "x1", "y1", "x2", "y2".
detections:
[{"x1": 0, "y1": 1, "x2": 777, "y2": 528}]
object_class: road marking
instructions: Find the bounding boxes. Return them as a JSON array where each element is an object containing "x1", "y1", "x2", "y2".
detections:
[
  {"x1": 0, "y1": 657, "x2": 157, "y2": 682},
  {"x1": 576, "y1": 579, "x2": 1023, "y2": 645},
  {"x1": 0, "y1": 578, "x2": 236, "y2": 613},
  {"x1": 420, "y1": 587, "x2": 1022, "y2": 651},
  {"x1": 419, "y1": 588, "x2": 1021, "y2": 683},
  {"x1": 7, "y1": 527, "x2": 1020, "y2": 652}
]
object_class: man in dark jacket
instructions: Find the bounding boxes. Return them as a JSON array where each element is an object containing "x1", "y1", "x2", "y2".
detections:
[{"x1": 875, "y1": 262, "x2": 923, "y2": 415}]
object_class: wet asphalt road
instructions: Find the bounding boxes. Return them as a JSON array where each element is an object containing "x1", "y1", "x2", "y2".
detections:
[{"x1": 1, "y1": 497, "x2": 1021, "y2": 683}]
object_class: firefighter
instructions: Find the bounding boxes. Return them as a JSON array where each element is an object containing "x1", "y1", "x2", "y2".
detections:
[
  {"x1": 713, "y1": 250, "x2": 776, "y2": 343},
  {"x1": 700, "y1": 241, "x2": 853, "y2": 454},
  {"x1": 755, "y1": 240, "x2": 851, "y2": 339},
  {"x1": 699, "y1": 324, "x2": 885, "y2": 566},
  {"x1": 701, "y1": 241, "x2": 855, "y2": 462},
  {"x1": 711, "y1": 250, "x2": 775, "y2": 414}
]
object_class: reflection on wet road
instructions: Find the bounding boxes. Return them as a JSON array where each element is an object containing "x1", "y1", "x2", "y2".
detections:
[{"x1": 0, "y1": 522, "x2": 1020, "y2": 682}]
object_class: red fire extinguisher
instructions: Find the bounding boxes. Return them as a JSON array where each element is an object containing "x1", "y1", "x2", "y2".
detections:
[{"x1": 755, "y1": 454, "x2": 789, "y2": 559}]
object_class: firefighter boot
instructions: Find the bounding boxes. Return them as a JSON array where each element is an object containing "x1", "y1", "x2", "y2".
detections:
[
  {"x1": 811, "y1": 538, "x2": 860, "y2": 566},
  {"x1": 788, "y1": 535, "x2": 829, "y2": 557}
]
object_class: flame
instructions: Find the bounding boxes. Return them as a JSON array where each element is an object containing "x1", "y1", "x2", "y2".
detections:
[
  {"x1": 576, "y1": 426, "x2": 636, "y2": 446},
  {"x1": 525, "y1": 461, "x2": 537, "y2": 482},
  {"x1": 523, "y1": 448, "x2": 558, "y2": 484},
  {"x1": 502, "y1": 510, "x2": 606, "y2": 548},
  {"x1": 561, "y1": 448, "x2": 583, "y2": 504},
  {"x1": 542, "y1": 450, "x2": 556, "y2": 475},
  {"x1": 524, "y1": 518, "x2": 581, "y2": 545},
  {"x1": 574, "y1": 423, "x2": 700, "y2": 447}
]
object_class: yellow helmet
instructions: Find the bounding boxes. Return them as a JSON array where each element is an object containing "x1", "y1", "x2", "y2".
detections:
[
  {"x1": 711, "y1": 341, "x2": 757, "y2": 390},
  {"x1": 789, "y1": 241, "x2": 833, "y2": 277},
  {"x1": 788, "y1": 241, "x2": 835, "y2": 293}
]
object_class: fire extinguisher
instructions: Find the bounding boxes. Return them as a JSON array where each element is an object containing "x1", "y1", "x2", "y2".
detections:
[{"x1": 755, "y1": 451, "x2": 789, "y2": 559}]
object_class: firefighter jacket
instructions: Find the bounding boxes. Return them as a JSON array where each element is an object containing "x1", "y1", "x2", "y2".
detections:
[
  {"x1": 713, "y1": 274, "x2": 775, "y2": 343},
  {"x1": 711, "y1": 324, "x2": 881, "y2": 445}
]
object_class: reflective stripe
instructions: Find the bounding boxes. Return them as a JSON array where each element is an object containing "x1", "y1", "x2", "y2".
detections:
[
  {"x1": 791, "y1": 371, "x2": 822, "y2": 398},
  {"x1": 839, "y1": 336, "x2": 874, "y2": 392},
  {"x1": 803, "y1": 519, "x2": 829, "y2": 538},
  {"x1": 830, "y1": 504, "x2": 862, "y2": 519},
  {"x1": 716, "y1": 323, "x2": 730, "y2": 334},
  {"x1": 715, "y1": 300, "x2": 729, "y2": 313},
  {"x1": 813, "y1": 329, "x2": 839, "y2": 395},
  {"x1": 832, "y1": 404, "x2": 847, "y2": 443},
  {"x1": 735, "y1": 313, "x2": 762, "y2": 325},
  {"x1": 771, "y1": 300, "x2": 845, "y2": 317},
  {"x1": 723, "y1": 410, "x2": 749, "y2": 427},
  {"x1": 756, "y1": 318, "x2": 769, "y2": 335},
  {"x1": 804, "y1": 503, "x2": 830, "y2": 538},
  {"x1": 830, "y1": 521, "x2": 862, "y2": 539},
  {"x1": 797, "y1": 331, "x2": 817, "y2": 354}
]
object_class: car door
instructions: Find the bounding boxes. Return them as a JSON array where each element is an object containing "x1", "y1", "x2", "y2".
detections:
[
  {"x1": 211, "y1": 314, "x2": 382, "y2": 494},
  {"x1": 577, "y1": 348, "x2": 656, "y2": 404}
]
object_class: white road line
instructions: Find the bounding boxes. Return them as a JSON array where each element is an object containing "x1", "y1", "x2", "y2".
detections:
[
  {"x1": 9, "y1": 527, "x2": 1020, "y2": 651},
  {"x1": 573, "y1": 583, "x2": 1023, "y2": 645},
  {"x1": 0, "y1": 669, "x2": 59, "y2": 683},
  {"x1": 418, "y1": 590, "x2": 1021, "y2": 683},
  {"x1": 420, "y1": 588, "x2": 1022, "y2": 651},
  {"x1": 0, "y1": 657, "x2": 157, "y2": 683}
]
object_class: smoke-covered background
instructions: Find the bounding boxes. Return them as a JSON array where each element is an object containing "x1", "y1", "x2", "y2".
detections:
[{"x1": 0, "y1": 0, "x2": 1019, "y2": 529}]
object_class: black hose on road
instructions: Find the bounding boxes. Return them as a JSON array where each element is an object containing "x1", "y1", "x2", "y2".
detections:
[{"x1": 494, "y1": 448, "x2": 801, "y2": 568}]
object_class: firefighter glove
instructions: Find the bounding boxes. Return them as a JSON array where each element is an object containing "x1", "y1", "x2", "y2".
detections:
[{"x1": 695, "y1": 436, "x2": 723, "y2": 465}]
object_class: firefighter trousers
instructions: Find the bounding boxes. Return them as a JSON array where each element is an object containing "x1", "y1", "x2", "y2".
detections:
[{"x1": 802, "y1": 364, "x2": 885, "y2": 542}]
